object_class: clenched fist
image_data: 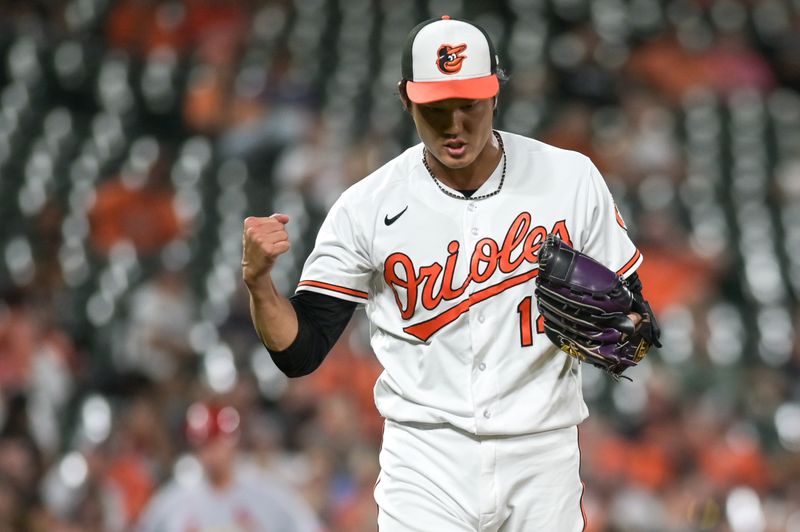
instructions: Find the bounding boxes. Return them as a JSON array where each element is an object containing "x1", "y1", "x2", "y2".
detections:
[{"x1": 242, "y1": 214, "x2": 291, "y2": 289}]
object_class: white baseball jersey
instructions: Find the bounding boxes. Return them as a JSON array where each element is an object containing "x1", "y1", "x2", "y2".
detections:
[
  {"x1": 297, "y1": 131, "x2": 641, "y2": 436},
  {"x1": 137, "y1": 462, "x2": 321, "y2": 532}
]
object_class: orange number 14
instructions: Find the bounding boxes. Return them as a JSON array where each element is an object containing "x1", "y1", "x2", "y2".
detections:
[{"x1": 517, "y1": 296, "x2": 545, "y2": 347}]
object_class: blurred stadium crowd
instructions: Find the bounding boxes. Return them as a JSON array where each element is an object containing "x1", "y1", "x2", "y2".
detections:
[{"x1": 0, "y1": 0, "x2": 799, "y2": 530}]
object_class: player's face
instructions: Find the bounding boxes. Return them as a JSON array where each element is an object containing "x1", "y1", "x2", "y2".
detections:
[
  {"x1": 410, "y1": 97, "x2": 495, "y2": 170},
  {"x1": 197, "y1": 434, "x2": 239, "y2": 484}
]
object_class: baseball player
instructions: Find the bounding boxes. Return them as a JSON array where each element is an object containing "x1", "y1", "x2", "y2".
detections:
[
  {"x1": 136, "y1": 403, "x2": 320, "y2": 532},
  {"x1": 242, "y1": 16, "x2": 659, "y2": 532}
]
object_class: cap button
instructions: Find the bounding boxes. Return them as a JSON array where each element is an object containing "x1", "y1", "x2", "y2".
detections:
[{"x1": 441, "y1": 15, "x2": 450, "y2": 20}]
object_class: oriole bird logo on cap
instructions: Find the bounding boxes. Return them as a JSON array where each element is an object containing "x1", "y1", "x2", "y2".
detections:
[{"x1": 436, "y1": 43, "x2": 467, "y2": 74}]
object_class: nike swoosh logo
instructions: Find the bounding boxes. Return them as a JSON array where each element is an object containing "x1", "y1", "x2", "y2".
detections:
[{"x1": 384, "y1": 206, "x2": 408, "y2": 226}]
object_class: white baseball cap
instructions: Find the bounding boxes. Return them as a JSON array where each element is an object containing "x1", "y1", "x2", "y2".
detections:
[{"x1": 402, "y1": 16, "x2": 500, "y2": 104}]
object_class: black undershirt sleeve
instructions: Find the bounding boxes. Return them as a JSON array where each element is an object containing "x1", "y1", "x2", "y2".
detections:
[{"x1": 266, "y1": 291, "x2": 358, "y2": 378}]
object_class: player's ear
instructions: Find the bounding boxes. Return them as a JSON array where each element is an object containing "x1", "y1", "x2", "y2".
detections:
[{"x1": 398, "y1": 80, "x2": 412, "y2": 113}]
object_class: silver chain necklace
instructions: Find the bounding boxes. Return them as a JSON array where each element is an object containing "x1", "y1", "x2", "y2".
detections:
[{"x1": 422, "y1": 130, "x2": 506, "y2": 201}]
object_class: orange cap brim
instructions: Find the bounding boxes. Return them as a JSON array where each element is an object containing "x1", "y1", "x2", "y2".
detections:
[{"x1": 406, "y1": 74, "x2": 499, "y2": 104}]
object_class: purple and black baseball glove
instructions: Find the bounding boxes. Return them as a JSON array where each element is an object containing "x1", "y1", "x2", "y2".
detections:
[{"x1": 534, "y1": 234, "x2": 661, "y2": 380}]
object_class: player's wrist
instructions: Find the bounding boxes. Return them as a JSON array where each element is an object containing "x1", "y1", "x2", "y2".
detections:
[{"x1": 243, "y1": 270, "x2": 277, "y2": 297}]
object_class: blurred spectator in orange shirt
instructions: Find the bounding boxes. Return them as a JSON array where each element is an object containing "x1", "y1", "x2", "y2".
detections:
[
  {"x1": 107, "y1": 0, "x2": 247, "y2": 58},
  {"x1": 89, "y1": 146, "x2": 184, "y2": 257},
  {"x1": 627, "y1": 31, "x2": 711, "y2": 105}
]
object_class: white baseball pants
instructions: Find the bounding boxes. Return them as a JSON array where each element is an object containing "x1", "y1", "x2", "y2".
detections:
[{"x1": 374, "y1": 420, "x2": 585, "y2": 532}]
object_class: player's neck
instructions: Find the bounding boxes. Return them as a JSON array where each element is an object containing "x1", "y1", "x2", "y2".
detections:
[
  {"x1": 428, "y1": 134, "x2": 502, "y2": 192},
  {"x1": 206, "y1": 467, "x2": 235, "y2": 490}
]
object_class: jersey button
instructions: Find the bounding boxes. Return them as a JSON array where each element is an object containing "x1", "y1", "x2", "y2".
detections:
[
  {"x1": 477, "y1": 314, "x2": 485, "y2": 323},
  {"x1": 470, "y1": 227, "x2": 478, "y2": 236},
  {"x1": 483, "y1": 410, "x2": 491, "y2": 419},
  {"x1": 478, "y1": 362, "x2": 486, "y2": 371},
  {"x1": 468, "y1": 203, "x2": 476, "y2": 211}
]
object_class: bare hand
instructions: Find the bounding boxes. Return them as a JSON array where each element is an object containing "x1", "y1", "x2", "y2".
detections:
[{"x1": 242, "y1": 214, "x2": 290, "y2": 289}]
